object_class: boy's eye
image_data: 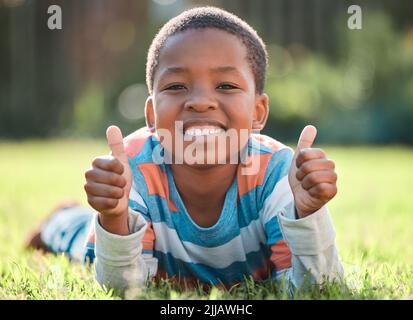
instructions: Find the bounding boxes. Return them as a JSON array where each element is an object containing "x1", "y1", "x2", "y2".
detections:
[
  {"x1": 164, "y1": 84, "x2": 186, "y2": 91},
  {"x1": 217, "y1": 83, "x2": 238, "y2": 90}
]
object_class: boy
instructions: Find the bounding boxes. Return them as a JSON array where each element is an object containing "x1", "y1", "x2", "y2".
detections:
[{"x1": 27, "y1": 6, "x2": 343, "y2": 293}]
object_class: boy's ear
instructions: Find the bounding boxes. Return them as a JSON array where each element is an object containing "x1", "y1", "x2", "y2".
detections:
[
  {"x1": 144, "y1": 96, "x2": 156, "y2": 132},
  {"x1": 252, "y1": 93, "x2": 269, "y2": 132}
]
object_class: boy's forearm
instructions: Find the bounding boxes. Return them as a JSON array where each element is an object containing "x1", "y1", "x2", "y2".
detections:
[
  {"x1": 94, "y1": 208, "x2": 157, "y2": 292},
  {"x1": 277, "y1": 206, "x2": 344, "y2": 290}
]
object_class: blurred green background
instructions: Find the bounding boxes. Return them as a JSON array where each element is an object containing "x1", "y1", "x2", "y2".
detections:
[{"x1": 1, "y1": 0, "x2": 412, "y2": 143}]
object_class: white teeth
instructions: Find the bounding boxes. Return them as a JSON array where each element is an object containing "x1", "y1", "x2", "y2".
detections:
[{"x1": 184, "y1": 126, "x2": 225, "y2": 137}]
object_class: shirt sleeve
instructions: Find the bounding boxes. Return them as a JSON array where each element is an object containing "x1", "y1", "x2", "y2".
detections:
[
  {"x1": 93, "y1": 207, "x2": 158, "y2": 293},
  {"x1": 259, "y1": 149, "x2": 344, "y2": 293},
  {"x1": 86, "y1": 181, "x2": 158, "y2": 293}
]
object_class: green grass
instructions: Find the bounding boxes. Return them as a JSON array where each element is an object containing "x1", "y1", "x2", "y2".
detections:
[{"x1": 0, "y1": 140, "x2": 412, "y2": 299}]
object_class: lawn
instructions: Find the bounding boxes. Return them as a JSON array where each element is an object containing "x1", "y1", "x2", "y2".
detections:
[{"x1": 0, "y1": 139, "x2": 412, "y2": 299}]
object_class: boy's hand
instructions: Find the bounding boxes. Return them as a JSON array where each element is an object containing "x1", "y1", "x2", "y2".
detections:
[
  {"x1": 288, "y1": 125, "x2": 337, "y2": 219},
  {"x1": 84, "y1": 126, "x2": 132, "y2": 234}
]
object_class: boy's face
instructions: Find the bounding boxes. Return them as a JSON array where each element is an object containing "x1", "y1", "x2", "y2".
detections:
[{"x1": 145, "y1": 28, "x2": 268, "y2": 167}]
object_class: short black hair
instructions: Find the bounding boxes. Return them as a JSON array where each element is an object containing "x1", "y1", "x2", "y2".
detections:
[{"x1": 146, "y1": 6, "x2": 268, "y2": 94}]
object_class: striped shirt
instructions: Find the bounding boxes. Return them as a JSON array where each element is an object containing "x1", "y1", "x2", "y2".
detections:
[{"x1": 86, "y1": 126, "x2": 296, "y2": 287}]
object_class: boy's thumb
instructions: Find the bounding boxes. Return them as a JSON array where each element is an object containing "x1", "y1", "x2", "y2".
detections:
[
  {"x1": 296, "y1": 125, "x2": 317, "y2": 150},
  {"x1": 106, "y1": 125, "x2": 126, "y2": 161}
]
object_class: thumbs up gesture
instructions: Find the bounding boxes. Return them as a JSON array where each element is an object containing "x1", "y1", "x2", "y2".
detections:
[
  {"x1": 288, "y1": 125, "x2": 337, "y2": 219},
  {"x1": 84, "y1": 126, "x2": 132, "y2": 234}
]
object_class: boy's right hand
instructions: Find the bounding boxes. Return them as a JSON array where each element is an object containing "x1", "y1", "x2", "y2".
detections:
[{"x1": 84, "y1": 126, "x2": 132, "y2": 235}]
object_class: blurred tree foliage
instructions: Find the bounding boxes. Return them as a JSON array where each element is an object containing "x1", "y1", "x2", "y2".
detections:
[
  {"x1": 264, "y1": 11, "x2": 413, "y2": 144},
  {"x1": 0, "y1": 0, "x2": 412, "y2": 144}
]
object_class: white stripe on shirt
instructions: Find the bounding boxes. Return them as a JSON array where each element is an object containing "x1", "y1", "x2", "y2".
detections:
[{"x1": 152, "y1": 218, "x2": 267, "y2": 269}]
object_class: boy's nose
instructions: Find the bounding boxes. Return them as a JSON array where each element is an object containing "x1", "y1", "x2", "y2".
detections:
[{"x1": 184, "y1": 95, "x2": 218, "y2": 113}]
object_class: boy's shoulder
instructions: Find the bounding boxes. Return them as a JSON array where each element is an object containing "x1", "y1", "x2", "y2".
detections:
[
  {"x1": 249, "y1": 133, "x2": 292, "y2": 154},
  {"x1": 238, "y1": 133, "x2": 293, "y2": 199},
  {"x1": 123, "y1": 126, "x2": 156, "y2": 160}
]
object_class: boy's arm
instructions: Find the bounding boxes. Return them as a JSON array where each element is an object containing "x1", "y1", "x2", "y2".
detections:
[
  {"x1": 263, "y1": 126, "x2": 343, "y2": 293},
  {"x1": 273, "y1": 204, "x2": 344, "y2": 293},
  {"x1": 85, "y1": 126, "x2": 158, "y2": 293},
  {"x1": 263, "y1": 179, "x2": 344, "y2": 293},
  {"x1": 94, "y1": 207, "x2": 158, "y2": 293}
]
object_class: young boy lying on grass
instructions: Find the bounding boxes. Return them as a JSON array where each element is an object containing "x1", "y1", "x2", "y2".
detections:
[{"x1": 26, "y1": 6, "x2": 343, "y2": 294}]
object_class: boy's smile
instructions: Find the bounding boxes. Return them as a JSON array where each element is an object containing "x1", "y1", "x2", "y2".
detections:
[
  {"x1": 182, "y1": 118, "x2": 226, "y2": 139},
  {"x1": 145, "y1": 28, "x2": 269, "y2": 167}
]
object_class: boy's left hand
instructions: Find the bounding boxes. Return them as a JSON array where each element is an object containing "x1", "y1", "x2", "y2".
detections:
[{"x1": 288, "y1": 125, "x2": 337, "y2": 219}]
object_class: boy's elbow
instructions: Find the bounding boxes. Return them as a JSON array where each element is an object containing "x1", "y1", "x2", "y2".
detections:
[
  {"x1": 288, "y1": 250, "x2": 345, "y2": 292},
  {"x1": 94, "y1": 261, "x2": 146, "y2": 295}
]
